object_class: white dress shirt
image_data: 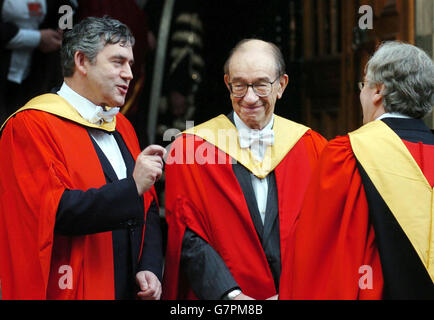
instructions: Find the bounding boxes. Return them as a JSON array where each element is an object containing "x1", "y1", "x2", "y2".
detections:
[
  {"x1": 234, "y1": 112, "x2": 274, "y2": 224},
  {"x1": 2, "y1": 0, "x2": 46, "y2": 83},
  {"x1": 376, "y1": 112, "x2": 412, "y2": 121},
  {"x1": 57, "y1": 82, "x2": 127, "y2": 180}
]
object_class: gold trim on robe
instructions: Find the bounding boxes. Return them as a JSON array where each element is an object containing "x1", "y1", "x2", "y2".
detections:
[
  {"x1": 184, "y1": 114, "x2": 309, "y2": 178},
  {"x1": 1, "y1": 94, "x2": 116, "y2": 132},
  {"x1": 349, "y1": 120, "x2": 434, "y2": 283}
]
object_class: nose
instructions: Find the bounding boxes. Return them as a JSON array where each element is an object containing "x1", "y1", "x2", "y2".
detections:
[
  {"x1": 121, "y1": 63, "x2": 133, "y2": 81},
  {"x1": 242, "y1": 86, "x2": 259, "y2": 104}
]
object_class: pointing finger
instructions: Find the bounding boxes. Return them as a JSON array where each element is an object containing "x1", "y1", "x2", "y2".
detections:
[{"x1": 142, "y1": 145, "x2": 166, "y2": 158}]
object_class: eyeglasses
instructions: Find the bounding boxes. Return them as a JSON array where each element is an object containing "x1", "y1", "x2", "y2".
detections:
[
  {"x1": 228, "y1": 75, "x2": 281, "y2": 98},
  {"x1": 358, "y1": 81, "x2": 367, "y2": 91}
]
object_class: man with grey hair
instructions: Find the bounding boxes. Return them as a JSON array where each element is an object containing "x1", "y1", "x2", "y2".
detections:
[
  {"x1": 280, "y1": 41, "x2": 434, "y2": 299},
  {"x1": 0, "y1": 16, "x2": 165, "y2": 300},
  {"x1": 163, "y1": 38, "x2": 327, "y2": 300}
]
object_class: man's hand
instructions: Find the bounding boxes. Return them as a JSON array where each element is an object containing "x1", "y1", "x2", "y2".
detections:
[
  {"x1": 133, "y1": 145, "x2": 166, "y2": 195},
  {"x1": 136, "y1": 270, "x2": 162, "y2": 300},
  {"x1": 233, "y1": 293, "x2": 255, "y2": 300},
  {"x1": 38, "y1": 29, "x2": 62, "y2": 53}
]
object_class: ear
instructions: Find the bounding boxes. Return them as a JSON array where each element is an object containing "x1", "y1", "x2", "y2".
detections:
[
  {"x1": 372, "y1": 83, "x2": 384, "y2": 106},
  {"x1": 224, "y1": 74, "x2": 231, "y2": 93},
  {"x1": 74, "y1": 51, "x2": 89, "y2": 76},
  {"x1": 276, "y1": 74, "x2": 289, "y2": 99}
]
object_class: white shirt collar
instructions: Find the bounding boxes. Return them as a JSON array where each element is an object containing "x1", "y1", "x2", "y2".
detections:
[
  {"x1": 57, "y1": 82, "x2": 119, "y2": 124},
  {"x1": 376, "y1": 112, "x2": 412, "y2": 121},
  {"x1": 233, "y1": 112, "x2": 274, "y2": 162}
]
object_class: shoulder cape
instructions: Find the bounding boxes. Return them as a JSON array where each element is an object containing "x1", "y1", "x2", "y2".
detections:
[
  {"x1": 282, "y1": 121, "x2": 434, "y2": 299},
  {"x1": 349, "y1": 120, "x2": 434, "y2": 283},
  {"x1": 1, "y1": 93, "x2": 116, "y2": 132},
  {"x1": 184, "y1": 114, "x2": 310, "y2": 178},
  {"x1": 0, "y1": 94, "x2": 155, "y2": 299},
  {"x1": 163, "y1": 115, "x2": 327, "y2": 299}
]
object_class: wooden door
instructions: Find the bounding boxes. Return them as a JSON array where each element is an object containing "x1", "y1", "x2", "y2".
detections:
[{"x1": 302, "y1": 0, "x2": 414, "y2": 140}]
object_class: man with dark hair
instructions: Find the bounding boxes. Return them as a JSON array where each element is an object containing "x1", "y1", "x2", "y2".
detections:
[
  {"x1": 0, "y1": 16, "x2": 165, "y2": 300},
  {"x1": 280, "y1": 41, "x2": 434, "y2": 299},
  {"x1": 162, "y1": 39, "x2": 327, "y2": 300}
]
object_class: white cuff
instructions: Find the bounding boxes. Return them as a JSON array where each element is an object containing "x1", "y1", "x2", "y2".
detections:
[{"x1": 6, "y1": 29, "x2": 41, "y2": 50}]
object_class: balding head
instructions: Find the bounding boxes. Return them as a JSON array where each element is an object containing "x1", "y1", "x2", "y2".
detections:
[
  {"x1": 223, "y1": 38, "x2": 289, "y2": 130},
  {"x1": 224, "y1": 39, "x2": 285, "y2": 78}
]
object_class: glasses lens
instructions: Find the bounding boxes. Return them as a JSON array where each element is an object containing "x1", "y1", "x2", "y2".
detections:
[
  {"x1": 253, "y1": 83, "x2": 271, "y2": 97},
  {"x1": 231, "y1": 83, "x2": 247, "y2": 97},
  {"x1": 230, "y1": 78, "x2": 277, "y2": 97}
]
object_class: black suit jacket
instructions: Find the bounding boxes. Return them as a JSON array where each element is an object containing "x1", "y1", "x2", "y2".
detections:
[{"x1": 55, "y1": 129, "x2": 163, "y2": 300}]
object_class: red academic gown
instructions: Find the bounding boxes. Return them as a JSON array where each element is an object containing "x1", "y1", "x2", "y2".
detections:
[
  {"x1": 279, "y1": 118, "x2": 434, "y2": 299},
  {"x1": 162, "y1": 114, "x2": 327, "y2": 300},
  {"x1": 0, "y1": 97, "x2": 156, "y2": 299}
]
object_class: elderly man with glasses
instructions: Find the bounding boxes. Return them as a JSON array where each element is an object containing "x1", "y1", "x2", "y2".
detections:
[
  {"x1": 280, "y1": 41, "x2": 434, "y2": 300},
  {"x1": 162, "y1": 38, "x2": 327, "y2": 300}
]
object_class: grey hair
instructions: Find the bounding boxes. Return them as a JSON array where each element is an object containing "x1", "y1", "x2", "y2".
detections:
[
  {"x1": 365, "y1": 41, "x2": 434, "y2": 118},
  {"x1": 223, "y1": 39, "x2": 286, "y2": 78},
  {"x1": 61, "y1": 16, "x2": 135, "y2": 77}
]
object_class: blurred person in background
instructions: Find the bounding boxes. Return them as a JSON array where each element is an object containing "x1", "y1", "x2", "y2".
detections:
[{"x1": 0, "y1": 0, "x2": 77, "y2": 123}]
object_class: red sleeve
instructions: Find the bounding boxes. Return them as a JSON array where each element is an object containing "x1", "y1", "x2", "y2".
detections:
[
  {"x1": 279, "y1": 136, "x2": 383, "y2": 299},
  {"x1": 0, "y1": 112, "x2": 70, "y2": 299},
  {"x1": 162, "y1": 134, "x2": 219, "y2": 300},
  {"x1": 305, "y1": 129, "x2": 329, "y2": 160}
]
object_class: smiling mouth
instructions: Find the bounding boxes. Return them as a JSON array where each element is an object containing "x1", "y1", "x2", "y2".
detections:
[{"x1": 241, "y1": 105, "x2": 263, "y2": 111}]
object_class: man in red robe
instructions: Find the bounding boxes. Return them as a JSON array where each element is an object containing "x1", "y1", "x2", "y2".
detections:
[
  {"x1": 162, "y1": 39, "x2": 327, "y2": 300},
  {"x1": 0, "y1": 17, "x2": 165, "y2": 300},
  {"x1": 280, "y1": 41, "x2": 434, "y2": 299}
]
